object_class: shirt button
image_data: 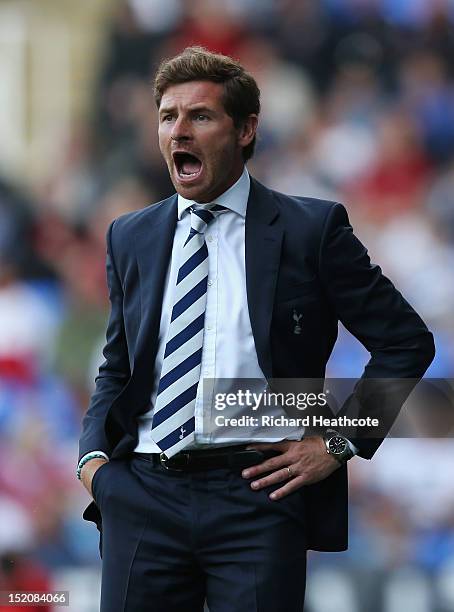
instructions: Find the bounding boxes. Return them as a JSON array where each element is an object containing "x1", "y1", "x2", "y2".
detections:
[
  {"x1": 207, "y1": 280, "x2": 213, "y2": 286},
  {"x1": 207, "y1": 235, "x2": 213, "y2": 242},
  {"x1": 206, "y1": 325, "x2": 213, "y2": 331}
]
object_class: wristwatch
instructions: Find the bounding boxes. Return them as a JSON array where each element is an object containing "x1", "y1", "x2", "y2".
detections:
[{"x1": 322, "y1": 429, "x2": 354, "y2": 465}]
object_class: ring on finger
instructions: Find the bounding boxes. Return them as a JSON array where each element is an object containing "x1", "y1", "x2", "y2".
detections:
[{"x1": 286, "y1": 466, "x2": 294, "y2": 479}]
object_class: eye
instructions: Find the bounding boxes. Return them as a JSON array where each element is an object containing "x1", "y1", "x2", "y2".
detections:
[
  {"x1": 195, "y1": 114, "x2": 209, "y2": 121},
  {"x1": 161, "y1": 114, "x2": 174, "y2": 122}
]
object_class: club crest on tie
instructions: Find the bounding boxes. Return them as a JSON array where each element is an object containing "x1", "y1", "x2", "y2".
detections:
[
  {"x1": 293, "y1": 309, "x2": 303, "y2": 335},
  {"x1": 179, "y1": 426, "x2": 186, "y2": 440}
]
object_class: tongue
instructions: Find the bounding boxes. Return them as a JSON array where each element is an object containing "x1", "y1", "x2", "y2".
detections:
[{"x1": 181, "y1": 158, "x2": 201, "y2": 175}]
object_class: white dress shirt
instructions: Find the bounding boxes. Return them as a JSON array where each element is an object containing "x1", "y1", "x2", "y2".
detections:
[{"x1": 134, "y1": 167, "x2": 304, "y2": 452}]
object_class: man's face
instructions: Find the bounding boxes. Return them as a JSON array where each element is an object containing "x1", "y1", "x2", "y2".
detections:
[{"x1": 158, "y1": 80, "x2": 257, "y2": 202}]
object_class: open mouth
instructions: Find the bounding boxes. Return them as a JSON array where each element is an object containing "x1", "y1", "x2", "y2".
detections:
[{"x1": 173, "y1": 152, "x2": 203, "y2": 181}]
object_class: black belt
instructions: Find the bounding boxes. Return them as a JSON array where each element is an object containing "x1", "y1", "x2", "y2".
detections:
[{"x1": 133, "y1": 446, "x2": 281, "y2": 472}]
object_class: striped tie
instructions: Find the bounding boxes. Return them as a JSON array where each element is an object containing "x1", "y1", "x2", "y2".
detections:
[{"x1": 150, "y1": 203, "x2": 227, "y2": 458}]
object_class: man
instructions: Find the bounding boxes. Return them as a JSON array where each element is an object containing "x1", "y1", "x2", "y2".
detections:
[{"x1": 78, "y1": 47, "x2": 435, "y2": 611}]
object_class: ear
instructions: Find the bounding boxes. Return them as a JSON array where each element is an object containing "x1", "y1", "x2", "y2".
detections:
[{"x1": 237, "y1": 114, "x2": 258, "y2": 149}]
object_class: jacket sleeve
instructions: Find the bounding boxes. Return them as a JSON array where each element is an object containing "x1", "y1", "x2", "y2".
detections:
[
  {"x1": 318, "y1": 203, "x2": 435, "y2": 459},
  {"x1": 78, "y1": 219, "x2": 131, "y2": 462}
]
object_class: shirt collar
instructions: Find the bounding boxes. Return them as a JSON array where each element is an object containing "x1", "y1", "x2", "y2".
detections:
[{"x1": 177, "y1": 167, "x2": 250, "y2": 220}]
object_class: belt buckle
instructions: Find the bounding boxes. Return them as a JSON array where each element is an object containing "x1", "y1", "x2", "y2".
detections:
[{"x1": 159, "y1": 452, "x2": 187, "y2": 471}]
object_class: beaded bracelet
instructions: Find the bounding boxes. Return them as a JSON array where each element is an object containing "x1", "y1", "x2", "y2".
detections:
[{"x1": 77, "y1": 453, "x2": 108, "y2": 480}]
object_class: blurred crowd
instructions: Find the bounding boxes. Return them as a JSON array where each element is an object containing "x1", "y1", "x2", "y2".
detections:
[{"x1": 1, "y1": 0, "x2": 454, "y2": 609}]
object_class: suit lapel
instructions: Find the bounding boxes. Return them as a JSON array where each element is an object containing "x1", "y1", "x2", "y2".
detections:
[
  {"x1": 245, "y1": 178, "x2": 283, "y2": 379},
  {"x1": 133, "y1": 195, "x2": 178, "y2": 374}
]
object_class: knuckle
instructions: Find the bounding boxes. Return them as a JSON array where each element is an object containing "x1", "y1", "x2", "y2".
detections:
[
  {"x1": 296, "y1": 457, "x2": 305, "y2": 468},
  {"x1": 299, "y1": 467, "x2": 310, "y2": 480},
  {"x1": 265, "y1": 460, "x2": 279, "y2": 473}
]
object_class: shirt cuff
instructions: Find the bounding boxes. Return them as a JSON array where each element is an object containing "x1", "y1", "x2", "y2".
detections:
[
  {"x1": 79, "y1": 451, "x2": 109, "y2": 465},
  {"x1": 346, "y1": 439, "x2": 359, "y2": 455}
]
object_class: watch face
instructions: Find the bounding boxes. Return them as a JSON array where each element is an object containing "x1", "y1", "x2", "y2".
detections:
[{"x1": 329, "y1": 436, "x2": 347, "y2": 455}]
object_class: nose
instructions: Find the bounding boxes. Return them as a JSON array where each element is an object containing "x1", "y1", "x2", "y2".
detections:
[{"x1": 170, "y1": 116, "x2": 191, "y2": 141}]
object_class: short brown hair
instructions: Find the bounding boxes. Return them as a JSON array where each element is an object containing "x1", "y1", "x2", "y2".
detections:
[{"x1": 153, "y1": 46, "x2": 260, "y2": 161}]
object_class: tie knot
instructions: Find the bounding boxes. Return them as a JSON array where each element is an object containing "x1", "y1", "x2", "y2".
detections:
[{"x1": 189, "y1": 204, "x2": 227, "y2": 235}]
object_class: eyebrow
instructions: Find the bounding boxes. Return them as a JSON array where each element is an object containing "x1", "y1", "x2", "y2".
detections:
[{"x1": 159, "y1": 104, "x2": 216, "y2": 115}]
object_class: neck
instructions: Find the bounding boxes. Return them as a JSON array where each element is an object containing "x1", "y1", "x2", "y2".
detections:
[{"x1": 194, "y1": 165, "x2": 245, "y2": 204}]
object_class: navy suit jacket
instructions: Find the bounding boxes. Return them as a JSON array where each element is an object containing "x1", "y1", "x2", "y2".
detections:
[{"x1": 79, "y1": 177, "x2": 435, "y2": 552}]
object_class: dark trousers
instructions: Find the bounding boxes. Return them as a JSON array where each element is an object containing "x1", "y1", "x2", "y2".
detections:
[{"x1": 91, "y1": 455, "x2": 307, "y2": 612}]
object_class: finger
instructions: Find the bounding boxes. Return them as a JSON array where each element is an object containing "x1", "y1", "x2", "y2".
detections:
[
  {"x1": 242, "y1": 453, "x2": 289, "y2": 479},
  {"x1": 268, "y1": 476, "x2": 305, "y2": 500},
  {"x1": 249, "y1": 465, "x2": 298, "y2": 491}
]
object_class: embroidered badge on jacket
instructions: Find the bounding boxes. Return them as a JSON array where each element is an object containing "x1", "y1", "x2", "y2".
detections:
[{"x1": 293, "y1": 309, "x2": 303, "y2": 335}]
